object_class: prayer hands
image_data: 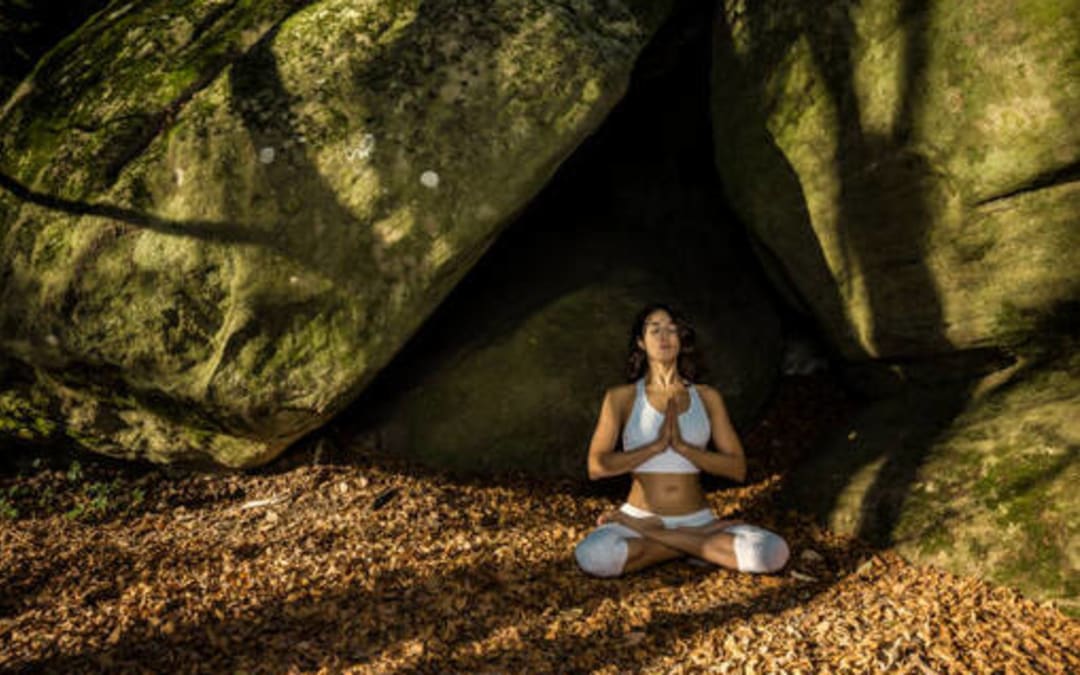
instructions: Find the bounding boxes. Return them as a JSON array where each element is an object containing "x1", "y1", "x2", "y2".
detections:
[
  {"x1": 666, "y1": 398, "x2": 686, "y2": 452},
  {"x1": 655, "y1": 399, "x2": 674, "y2": 447}
]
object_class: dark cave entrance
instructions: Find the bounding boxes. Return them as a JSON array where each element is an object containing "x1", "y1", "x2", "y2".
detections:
[{"x1": 330, "y1": 3, "x2": 831, "y2": 477}]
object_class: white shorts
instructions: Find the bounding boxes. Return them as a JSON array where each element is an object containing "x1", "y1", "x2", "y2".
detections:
[{"x1": 617, "y1": 502, "x2": 717, "y2": 530}]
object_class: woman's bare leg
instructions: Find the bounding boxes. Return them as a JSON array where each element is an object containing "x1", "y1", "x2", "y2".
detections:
[
  {"x1": 595, "y1": 510, "x2": 683, "y2": 574},
  {"x1": 621, "y1": 538, "x2": 685, "y2": 574},
  {"x1": 605, "y1": 511, "x2": 741, "y2": 570}
]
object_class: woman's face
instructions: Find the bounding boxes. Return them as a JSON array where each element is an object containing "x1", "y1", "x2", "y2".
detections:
[{"x1": 637, "y1": 309, "x2": 680, "y2": 361}]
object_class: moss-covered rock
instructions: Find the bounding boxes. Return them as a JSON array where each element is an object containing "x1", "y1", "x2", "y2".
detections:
[
  {"x1": 784, "y1": 342, "x2": 1078, "y2": 614},
  {"x1": 710, "y1": 0, "x2": 1080, "y2": 362},
  {"x1": 895, "y1": 350, "x2": 1079, "y2": 616},
  {"x1": 0, "y1": 0, "x2": 673, "y2": 466},
  {"x1": 715, "y1": 0, "x2": 1079, "y2": 611}
]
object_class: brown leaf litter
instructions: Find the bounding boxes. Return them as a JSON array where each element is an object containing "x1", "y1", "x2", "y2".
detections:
[{"x1": 1, "y1": 375, "x2": 1076, "y2": 673}]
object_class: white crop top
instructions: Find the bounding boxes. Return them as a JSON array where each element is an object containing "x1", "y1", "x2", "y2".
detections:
[{"x1": 622, "y1": 377, "x2": 711, "y2": 474}]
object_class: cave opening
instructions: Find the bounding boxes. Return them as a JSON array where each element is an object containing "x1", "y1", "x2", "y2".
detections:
[{"x1": 331, "y1": 2, "x2": 836, "y2": 478}]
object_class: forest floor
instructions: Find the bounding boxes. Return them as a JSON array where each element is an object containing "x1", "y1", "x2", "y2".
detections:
[{"x1": 1, "y1": 374, "x2": 1076, "y2": 674}]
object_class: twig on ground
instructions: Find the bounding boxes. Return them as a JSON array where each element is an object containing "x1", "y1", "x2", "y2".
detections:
[{"x1": 240, "y1": 494, "x2": 291, "y2": 510}]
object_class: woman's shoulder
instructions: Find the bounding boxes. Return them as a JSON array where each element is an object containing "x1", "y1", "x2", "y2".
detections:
[
  {"x1": 692, "y1": 383, "x2": 724, "y2": 402},
  {"x1": 605, "y1": 382, "x2": 637, "y2": 401},
  {"x1": 601, "y1": 383, "x2": 637, "y2": 422}
]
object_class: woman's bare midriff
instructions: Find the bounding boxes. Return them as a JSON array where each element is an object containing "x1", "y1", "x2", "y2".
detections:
[{"x1": 626, "y1": 472, "x2": 707, "y2": 515}]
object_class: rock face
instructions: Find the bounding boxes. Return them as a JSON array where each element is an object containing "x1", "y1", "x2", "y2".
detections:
[
  {"x1": 710, "y1": 0, "x2": 1080, "y2": 362},
  {"x1": 712, "y1": 0, "x2": 1080, "y2": 610},
  {"x1": 0, "y1": 0, "x2": 673, "y2": 466},
  {"x1": 363, "y1": 9, "x2": 783, "y2": 476},
  {"x1": 893, "y1": 347, "x2": 1079, "y2": 616},
  {"x1": 786, "y1": 339, "x2": 1079, "y2": 615}
]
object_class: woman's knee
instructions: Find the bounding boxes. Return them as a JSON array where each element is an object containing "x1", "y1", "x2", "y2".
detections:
[
  {"x1": 574, "y1": 530, "x2": 630, "y2": 578},
  {"x1": 727, "y1": 525, "x2": 790, "y2": 574}
]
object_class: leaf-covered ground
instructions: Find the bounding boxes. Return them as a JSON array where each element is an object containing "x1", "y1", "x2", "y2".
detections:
[{"x1": 1, "y1": 375, "x2": 1076, "y2": 673}]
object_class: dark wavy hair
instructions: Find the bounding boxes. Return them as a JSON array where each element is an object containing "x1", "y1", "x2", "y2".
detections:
[{"x1": 625, "y1": 303, "x2": 706, "y2": 383}]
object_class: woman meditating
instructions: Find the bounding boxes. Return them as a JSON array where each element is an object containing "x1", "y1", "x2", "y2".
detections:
[{"x1": 574, "y1": 304, "x2": 790, "y2": 578}]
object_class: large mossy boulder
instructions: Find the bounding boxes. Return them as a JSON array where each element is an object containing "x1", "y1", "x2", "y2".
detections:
[
  {"x1": 710, "y1": 0, "x2": 1080, "y2": 362},
  {"x1": 361, "y1": 8, "x2": 783, "y2": 476},
  {"x1": 0, "y1": 0, "x2": 673, "y2": 466},
  {"x1": 712, "y1": 0, "x2": 1079, "y2": 611},
  {"x1": 785, "y1": 340, "x2": 1078, "y2": 614}
]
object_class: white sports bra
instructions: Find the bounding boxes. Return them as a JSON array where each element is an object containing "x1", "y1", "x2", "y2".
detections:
[{"x1": 622, "y1": 377, "x2": 711, "y2": 474}]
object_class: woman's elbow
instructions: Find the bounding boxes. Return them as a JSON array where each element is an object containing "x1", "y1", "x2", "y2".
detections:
[
  {"x1": 588, "y1": 455, "x2": 618, "y2": 480},
  {"x1": 587, "y1": 460, "x2": 605, "y2": 481},
  {"x1": 723, "y1": 455, "x2": 747, "y2": 483},
  {"x1": 733, "y1": 458, "x2": 747, "y2": 483}
]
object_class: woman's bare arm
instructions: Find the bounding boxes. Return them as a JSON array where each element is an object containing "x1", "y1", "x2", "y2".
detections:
[
  {"x1": 672, "y1": 386, "x2": 747, "y2": 482},
  {"x1": 587, "y1": 388, "x2": 669, "y2": 479}
]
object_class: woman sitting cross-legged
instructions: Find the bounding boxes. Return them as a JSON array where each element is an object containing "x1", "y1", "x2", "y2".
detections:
[{"x1": 573, "y1": 303, "x2": 789, "y2": 578}]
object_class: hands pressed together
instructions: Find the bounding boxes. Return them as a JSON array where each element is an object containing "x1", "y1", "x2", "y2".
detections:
[{"x1": 660, "y1": 395, "x2": 696, "y2": 456}]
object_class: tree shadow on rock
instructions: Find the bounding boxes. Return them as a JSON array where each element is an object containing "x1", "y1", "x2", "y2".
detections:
[{"x1": 721, "y1": 0, "x2": 1012, "y2": 549}]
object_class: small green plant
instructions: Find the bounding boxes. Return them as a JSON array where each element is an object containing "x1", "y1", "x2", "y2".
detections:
[
  {"x1": 1, "y1": 484, "x2": 23, "y2": 519},
  {"x1": 37, "y1": 485, "x2": 54, "y2": 509},
  {"x1": 88, "y1": 484, "x2": 107, "y2": 514},
  {"x1": 64, "y1": 480, "x2": 111, "y2": 520},
  {"x1": 66, "y1": 460, "x2": 83, "y2": 483},
  {"x1": 0, "y1": 495, "x2": 17, "y2": 519},
  {"x1": 57, "y1": 476, "x2": 148, "y2": 522},
  {"x1": 3, "y1": 457, "x2": 153, "y2": 522}
]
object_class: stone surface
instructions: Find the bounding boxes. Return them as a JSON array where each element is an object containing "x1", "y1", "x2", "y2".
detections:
[
  {"x1": 710, "y1": 0, "x2": 1080, "y2": 363},
  {"x1": 715, "y1": 0, "x2": 1080, "y2": 612},
  {"x1": 785, "y1": 338, "x2": 1078, "y2": 613},
  {"x1": 0, "y1": 0, "x2": 672, "y2": 466},
  {"x1": 897, "y1": 349, "x2": 1079, "y2": 616}
]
